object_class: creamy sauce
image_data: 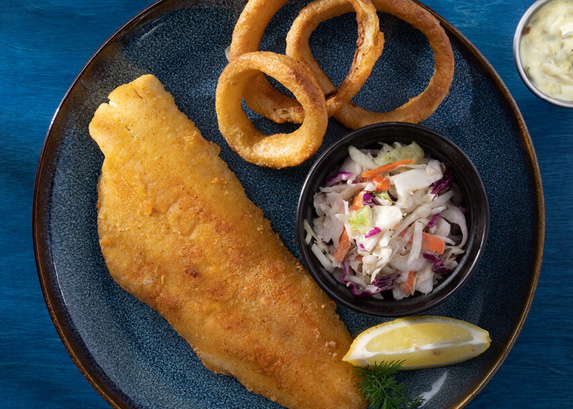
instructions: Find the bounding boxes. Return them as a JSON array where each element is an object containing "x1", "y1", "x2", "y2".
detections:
[{"x1": 520, "y1": 0, "x2": 573, "y2": 101}]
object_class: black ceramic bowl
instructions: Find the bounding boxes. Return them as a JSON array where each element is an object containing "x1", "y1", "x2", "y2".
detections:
[{"x1": 296, "y1": 122, "x2": 490, "y2": 317}]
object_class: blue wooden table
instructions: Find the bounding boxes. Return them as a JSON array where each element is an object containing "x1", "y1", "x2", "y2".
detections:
[{"x1": 1, "y1": 0, "x2": 571, "y2": 408}]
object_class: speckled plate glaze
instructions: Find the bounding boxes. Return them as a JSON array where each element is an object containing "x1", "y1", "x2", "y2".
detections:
[{"x1": 33, "y1": 0, "x2": 544, "y2": 408}]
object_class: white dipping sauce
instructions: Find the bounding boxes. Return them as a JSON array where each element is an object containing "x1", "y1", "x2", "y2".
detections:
[{"x1": 520, "y1": 0, "x2": 573, "y2": 101}]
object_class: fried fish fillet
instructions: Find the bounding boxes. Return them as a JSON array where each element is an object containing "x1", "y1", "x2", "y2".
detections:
[{"x1": 89, "y1": 74, "x2": 366, "y2": 409}]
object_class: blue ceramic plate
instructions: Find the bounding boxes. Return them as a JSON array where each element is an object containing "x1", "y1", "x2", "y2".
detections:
[{"x1": 33, "y1": 0, "x2": 544, "y2": 408}]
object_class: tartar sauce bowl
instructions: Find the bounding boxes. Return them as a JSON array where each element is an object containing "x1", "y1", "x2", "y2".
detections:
[
  {"x1": 296, "y1": 122, "x2": 490, "y2": 318},
  {"x1": 514, "y1": 0, "x2": 573, "y2": 108}
]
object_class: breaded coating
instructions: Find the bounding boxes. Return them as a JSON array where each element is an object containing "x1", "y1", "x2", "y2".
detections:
[{"x1": 89, "y1": 75, "x2": 366, "y2": 409}]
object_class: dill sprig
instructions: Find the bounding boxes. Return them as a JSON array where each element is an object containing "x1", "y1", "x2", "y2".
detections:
[{"x1": 354, "y1": 361, "x2": 423, "y2": 409}]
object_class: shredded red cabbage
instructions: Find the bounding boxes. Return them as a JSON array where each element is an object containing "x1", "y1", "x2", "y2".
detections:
[
  {"x1": 387, "y1": 191, "x2": 398, "y2": 201},
  {"x1": 365, "y1": 227, "x2": 381, "y2": 238},
  {"x1": 362, "y1": 192, "x2": 374, "y2": 206},
  {"x1": 372, "y1": 273, "x2": 400, "y2": 291},
  {"x1": 326, "y1": 171, "x2": 353, "y2": 186},
  {"x1": 434, "y1": 264, "x2": 454, "y2": 274},
  {"x1": 423, "y1": 253, "x2": 454, "y2": 274},
  {"x1": 346, "y1": 281, "x2": 382, "y2": 297},
  {"x1": 427, "y1": 212, "x2": 441, "y2": 228},
  {"x1": 339, "y1": 259, "x2": 350, "y2": 283},
  {"x1": 423, "y1": 253, "x2": 441, "y2": 264},
  {"x1": 430, "y1": 170, "x2": 453, "y2": 196},
  {"x1": 346, "y1": 273, "x2": 401, "y2": 297}
]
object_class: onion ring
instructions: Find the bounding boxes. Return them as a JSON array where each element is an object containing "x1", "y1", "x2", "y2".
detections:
[
  {"x1": 331, "y1": 0, "x2": 455, "y2": 128},
  {"x1": 286, "y1": 0, "x2": 385, "y2": 118},
  {"x1": 229, "y1": 0, "x2": 294, "y2": 123},
  {"x1": 230, "y1": 0, "x2": 384, "y2": 124},
  {"x1": 215, "y1": 51, "x2": 328, "y2": 168},
  {"x1": 286, "y1": 0, "x2": 455, "y2": 128},
  {"x1": 231, "y1": 0, "x2": 454, "y2": 128}
]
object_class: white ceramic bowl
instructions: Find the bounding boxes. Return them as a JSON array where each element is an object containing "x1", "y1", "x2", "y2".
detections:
[{"x1": 513, "y1": 0, "x2": 573, "y2": 108}]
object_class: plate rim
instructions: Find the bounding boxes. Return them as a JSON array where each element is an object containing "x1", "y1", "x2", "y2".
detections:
[
  {"x1": 415, "y1": 3, "x2": 545, "y2": 407},
  {"x1": 32, "y1": 1, "x2": 168, "y2": 408},
  {"x1": 32, "y1": 0, "x2": 545, "y2": 408}
]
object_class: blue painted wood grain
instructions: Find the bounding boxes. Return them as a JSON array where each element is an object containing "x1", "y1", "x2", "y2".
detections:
[{"x1": 0, "y1": 0, "x2": 571, "y2": 408}]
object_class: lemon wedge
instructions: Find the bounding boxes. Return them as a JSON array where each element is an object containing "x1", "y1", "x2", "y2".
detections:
[{"x1": 343, "y1": 316, "x2": 491, "y2": 370}]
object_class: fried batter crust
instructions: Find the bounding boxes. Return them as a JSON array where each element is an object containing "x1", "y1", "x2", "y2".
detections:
[{"x1": 89, "y1": 75, "x2": 366, "y2": 409}]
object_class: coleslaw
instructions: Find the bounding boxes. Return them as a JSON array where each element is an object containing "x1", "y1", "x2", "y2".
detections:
[{"x1": 304, "y1": 141, "x2": 468, "y2": 300}]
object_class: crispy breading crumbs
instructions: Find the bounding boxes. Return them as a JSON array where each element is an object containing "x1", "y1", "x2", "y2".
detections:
[{"x1": 211, "y1": 177, "x2": 227, "y2": 184}]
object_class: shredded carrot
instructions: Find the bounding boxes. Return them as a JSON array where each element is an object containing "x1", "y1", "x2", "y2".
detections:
[
  {"x1": 401, "y1": 271, "x2": 416, "y2": 296},
  {"x1": 370, "y1": 175, "x2": 390, "y2": 191},
  {"x1": 352, "y1": 191, "x2": 365, "y2": 210},
  {"x1": 361, "y1": 159, "x2": 414, "y2": 178},
  {"x1": 398, "y1": 227, "x2": 445, "y2": 255},
  {"x1": 334, "y1": 229, "x2": 352, "y2": 262},
  {"x1": 422, "y1": 232, "x2": 445, "y2": 254}
]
